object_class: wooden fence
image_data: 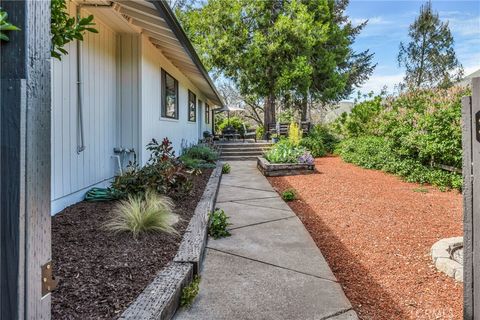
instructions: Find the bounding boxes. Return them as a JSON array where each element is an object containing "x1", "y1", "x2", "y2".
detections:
[
  {"x1": 463, "y1": 77, "x2": 480, "y2": 319},
  {"x1": 0, "y1": 1, "x2": 52, "y2": 319}
]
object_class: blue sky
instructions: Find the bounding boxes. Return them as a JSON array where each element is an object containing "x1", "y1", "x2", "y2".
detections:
[{"x1": 346, "y1": 0, "x2": 480, "y2": 95}]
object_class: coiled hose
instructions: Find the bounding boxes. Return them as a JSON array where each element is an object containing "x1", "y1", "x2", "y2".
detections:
[{"x1": 85, "y1": 187, "x2": 123, "y2": 202}]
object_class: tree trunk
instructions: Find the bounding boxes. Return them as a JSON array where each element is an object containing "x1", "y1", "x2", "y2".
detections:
[
  {"x1": 300, "y1": 95, "x2": 308, "y2": 122},
  {"x1": 263, "y1": 89, "x2": 276, "y2": 138}
]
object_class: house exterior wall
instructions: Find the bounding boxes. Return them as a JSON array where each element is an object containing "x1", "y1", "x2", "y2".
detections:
[
  {"x1": 139, "y1": 36, "x2": 213, "y2": 164},
  {"x1": 117, "y1": 33, "x2": 140, "y2": 162},
  {"x1": 51, "y1": 5, "x2": 215, "y2": 214},
  {"x1": 51, "y1": 5, "x2": 120, "y2": 214}
]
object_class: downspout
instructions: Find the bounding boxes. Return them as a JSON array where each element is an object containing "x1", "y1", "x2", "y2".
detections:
[
  {"x1": 76, "y1": 4, "x2": 86, "y2": 153},
  {"x1": 76, "y1": 2, "x2": 113, "y2": 154}
]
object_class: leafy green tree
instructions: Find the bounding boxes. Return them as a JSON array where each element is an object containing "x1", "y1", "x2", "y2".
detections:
[
  {"x1": 398, "y1": 1, "x2": 463, "y2": 89},
  {"x1": 51, "y1": 0, "x2": 98, "y2": 59},
  {"x1": 179, "y1": 0, "x2": 374, "y2": 127}
]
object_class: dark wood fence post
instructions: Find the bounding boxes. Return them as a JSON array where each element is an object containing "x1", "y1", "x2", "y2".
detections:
[
  {"x1": 0, "y1": 0, "x2": 51, "y2": 319},
  {"x1": 463, "y1": 77, "x2": 480, "y2": 319}
]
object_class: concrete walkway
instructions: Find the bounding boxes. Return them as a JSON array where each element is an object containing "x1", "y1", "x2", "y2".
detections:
[{"x1": 175, "y1": 161, "x2": 357, "y2": 320}]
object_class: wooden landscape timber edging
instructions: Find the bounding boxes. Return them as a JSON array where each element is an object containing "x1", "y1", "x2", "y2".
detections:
[
  {"x1": 120, "y1": 162, "x2": 223, "y2": 320},
  {"x1": 257, "y1": 157, "x2": 315, "y2": 177}
]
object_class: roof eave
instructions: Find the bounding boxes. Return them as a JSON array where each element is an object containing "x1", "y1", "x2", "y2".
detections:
[{"x1": 151, "y1": 0, "x2": 224, "y2": 107}]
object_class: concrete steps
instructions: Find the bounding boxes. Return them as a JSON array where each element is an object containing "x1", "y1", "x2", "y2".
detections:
[{"x1": 217, "y1": 143, "x2": 272, "y2": 161}]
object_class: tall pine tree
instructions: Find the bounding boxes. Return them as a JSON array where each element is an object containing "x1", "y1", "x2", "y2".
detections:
[{"x1": 398, "y1": 1, "x2": 463, "y2": 89}]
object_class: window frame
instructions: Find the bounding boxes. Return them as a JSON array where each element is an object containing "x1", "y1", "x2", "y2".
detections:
[
  {"x1": 161, "y1": 69, "x2": 179, "y2": 120},
  {"x1": 205, "y1": 103, "x2": 210, "y2": 124},
  {"x1": 188, "y1": 90, "x2": 197, "y2": 122}
]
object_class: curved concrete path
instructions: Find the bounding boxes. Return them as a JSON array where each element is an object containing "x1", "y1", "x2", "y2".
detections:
[{"x1": 175, "y1": 161, "x2": 357, "y2": 320}]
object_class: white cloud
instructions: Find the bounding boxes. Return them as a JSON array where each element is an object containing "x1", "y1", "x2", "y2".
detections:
[
  {"x1": 356, "y1": 73, "x2": 405, "y2": 95},
  {"x1": 448, "y1": 16, "x2": 480, "y2": 37}
]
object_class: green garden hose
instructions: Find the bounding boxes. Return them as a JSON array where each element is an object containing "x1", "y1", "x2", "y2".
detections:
[{"x1": 84, "y1": 187, "x2": 122, "y2": 202}]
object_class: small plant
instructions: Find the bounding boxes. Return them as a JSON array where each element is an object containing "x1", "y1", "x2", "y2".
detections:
[
  {"x1": 256, "y1": 126, "x2": 265, "y2": 140},
  {"x1": 413, "y1": 187, "x2": 429, "y2": 193},
  {"x1": 264, "y1": 140, "x2": 307, "y2": 164},
  {"x1": 208, "y1": 208, "x2": 231, "y2": 239},
  {"x1": 0, "y1": 7, "x2": 20, "y2": 41},
  {"x1": 180, "y1": 144, "x2": 219, "y2": 169},
  {"x1": 180, "y1": 276, "x2": 201, "y2": 308},
  {"x1": 222, "y1": 163, "x2": 231, "y2": 174},
  {"x1": 147, "y1": 137, "x2": 176, "y2": 163},
  {"x1": 282, "y1": 189, "x2": 296, "y2": 201},
  {"x1": 298, "y1": 152, "x2": 314, "y2": 165},
  {"x1": 105, "y1": 190, "x2": 179, "y2": 238},
  {"x1": 288, "y1": 122, "x2": 302, "y2": 146}
]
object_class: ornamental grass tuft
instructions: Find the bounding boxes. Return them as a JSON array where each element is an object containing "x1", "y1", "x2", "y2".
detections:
[{"x1": 105, "y1": 190, "x2": 179, "y2": 238}]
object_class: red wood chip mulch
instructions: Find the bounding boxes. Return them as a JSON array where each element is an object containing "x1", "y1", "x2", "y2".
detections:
[{"x1": 267, "y1": 156, "x2": 462, "y2": 320}]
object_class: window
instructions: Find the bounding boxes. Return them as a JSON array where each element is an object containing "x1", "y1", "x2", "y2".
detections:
[
  {"x1": 161, "y1": 69, "x2": 178, "y2": 119},
  {"x1": 188, "y1": 90, "x2": 196, "y2": 122},
  {"x1": 205, "y1": 103, "x2": 210, "y2": 124}
]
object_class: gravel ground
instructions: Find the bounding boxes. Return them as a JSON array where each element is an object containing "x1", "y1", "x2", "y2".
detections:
[{"x1": 267, "y1": 156, "x2": 462, "y2": 320}]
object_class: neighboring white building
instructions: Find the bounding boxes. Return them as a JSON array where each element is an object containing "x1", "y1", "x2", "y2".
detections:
[
  {"x1": 51, "y1": 0, "x2": 223, "y2": 214},
  {"x1": 458, "y1": 68, "x2": 480, "y2": 87},
  {"x1": 322, "y1": 101, "x2": 354, "y2": 123}
]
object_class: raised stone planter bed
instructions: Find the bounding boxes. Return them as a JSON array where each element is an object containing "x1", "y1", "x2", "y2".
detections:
[
  {"x1": 257, "y1": 156, "x2": 315, "y2": 177},
  {"x1": 120, "y1": 162, "x2": 223, "y2": 320},
  {"x1": 431, "y1": 236, "x2": 463, "y2": 282}
]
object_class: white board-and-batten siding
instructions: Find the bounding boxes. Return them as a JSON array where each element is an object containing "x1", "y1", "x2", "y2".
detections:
[
  {"x1": 139, "y1": 36, "x2": 213, "y2": 165},
  {"x1": 51, "y1": 5, "x2": 214, "y2": 214},
  {"x1": 51, "y1": 6, "x2": 137, "y2": 214}
]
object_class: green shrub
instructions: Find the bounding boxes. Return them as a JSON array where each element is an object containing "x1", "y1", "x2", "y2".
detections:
[
  {"x1": 332, "y1": 95, "x2": 383, "y2": 138},
  {"x1": 180, "y1": 276, "x2": 201, "y2": 308},
  {"x1": 181, "y1": 157, "x2": 216, "y2": 169},
  {"x1": 216, "y1": 116, "x2": 247, "y2": 135},
  {"x1": 331, "y1": 86, "x2": 468, "y2": 191},
  {"x1": 208, "y1": 208, "x2": 231, "y2": 239},
  {"x1": 105, "y1": 190, "x2": 179, "y2": 238},
  {"x1": 264, "y1": 140, "x2": 307, "y2": 164},
  {"x1": 309, "y1": 124, "x2": 339, "y2": 153},
  {"x1": 300, "y1": 137, "x2": 326, "y2": 157},
  {"x1": 256, "y1": 126, "x2": 265, "y2": 140},
  {"x1": 180, "y1": 144, "x2": 218, "y2": 169},
  {"x1": 112, "y1": 138, "x2": 192, "y2": 199},
  {"x1": 282, "y1": 189, "x2": 296, "y2": 201},
  {"x1": 222, "y1": 163, "x2": 231, "y2": 174},
  {"x1": 299, "y1": 124, "x2": 338, "y2": 157},
  {"x1": 182, "y1": 145, "x2": 218, "y2": 162},
  {"x1": 335, "y1": 136, "x2": 395, "y2": 170},
  {"x1": 335, "y1": 136, "x2": 462, "y2": 190}
]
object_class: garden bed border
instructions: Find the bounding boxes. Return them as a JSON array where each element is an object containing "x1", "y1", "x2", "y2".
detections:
[
  {"x1": 431, "y1": 236, "x2": 463, "y2": 282},
  {"x1": 120, "y1": 162, "x2": 223, "y2": 320},
  {"x1": 257, "y1": 156, "x2": 315, "y2": 176}
]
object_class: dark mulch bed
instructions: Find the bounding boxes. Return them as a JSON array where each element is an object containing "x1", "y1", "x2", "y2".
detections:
[{"x1": 51, "y1": 169, "x2": 213, "y2": 320}]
